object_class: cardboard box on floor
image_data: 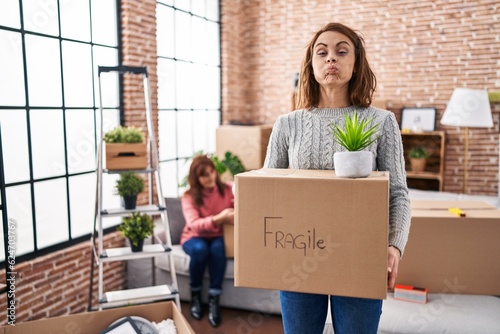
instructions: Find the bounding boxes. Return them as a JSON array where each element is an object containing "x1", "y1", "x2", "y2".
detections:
[
  {"x1": 216, "y1": 124, "x2": 273, "y2": 170},
  {"x1": 1, "y1": 301, "x2": 194, "y2": 334},
  {"x1": 223, "y1": 224, "x2": 234, "y2": 258},
  {"x1": 398, "y1": 200, "x2": 500, "y2": 295},
  {"x1": 234, "y1": 169, "x2": 389, "y2": 300}
]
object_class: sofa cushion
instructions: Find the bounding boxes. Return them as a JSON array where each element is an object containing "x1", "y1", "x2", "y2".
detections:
[{"x1": 165, "y1": 197, "x2": 186, "y2": 245}]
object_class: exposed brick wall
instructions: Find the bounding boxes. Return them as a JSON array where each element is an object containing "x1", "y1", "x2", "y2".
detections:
[
  {"x1": 0, "y1": 232, "x2": 126, "y2": 324},
  {"x1": 221, "y1": 0, "x2": 500, "y2": 196}
]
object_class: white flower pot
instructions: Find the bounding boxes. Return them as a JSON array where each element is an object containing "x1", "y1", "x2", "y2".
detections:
[{"x1": 334, "y1": 151, "x2": 373, "y2": 178}]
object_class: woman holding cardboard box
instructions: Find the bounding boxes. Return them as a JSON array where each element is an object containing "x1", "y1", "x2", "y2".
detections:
[
  {"x1": 264, "y1": 22, "x2": 411, "y2": 334},
  {"x1": 180, "y1": 154, "x2": 234, "y2": 327}
]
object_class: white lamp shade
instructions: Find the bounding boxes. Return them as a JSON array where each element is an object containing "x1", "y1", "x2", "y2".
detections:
[{"x1": 440, "y1": 88, "x2": 493, "y2": 128}]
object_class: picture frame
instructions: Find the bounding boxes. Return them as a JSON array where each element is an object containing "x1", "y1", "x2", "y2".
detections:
[{"x1": 400, "y1": 107, "x2": 437, "y2": 132}]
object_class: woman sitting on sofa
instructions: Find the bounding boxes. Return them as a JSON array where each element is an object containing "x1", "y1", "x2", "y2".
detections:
[{"x1": 180, "y1": 154, "x2": 234, "y2": 328}]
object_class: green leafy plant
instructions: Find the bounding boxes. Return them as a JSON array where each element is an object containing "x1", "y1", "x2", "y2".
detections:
[
  {"x1": 409, "y1": 146, "x2": 429, "y2": 159},
  {"x1": 117, "y1": 212, "x2": 155, "y2": 247},
  {"x1": 330, "y1": 111, "x2": 380, "y2": 151},
  {"x1": 115, "y1": 172, "x2": 144, "y2": 197},
  {"x1": 104, "y1": 125, "x2": 145, "y2": 143}
]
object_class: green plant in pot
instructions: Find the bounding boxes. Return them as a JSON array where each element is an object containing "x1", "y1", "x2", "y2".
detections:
[
  {"x1": 117, "y1": 212, "x2": 155, "y2": 252},
  {"x1": 330, "y1": 111, "x2": 380, "y2": 178},
  {"x1": 104, "y1": 125, "x2": 148, "y2": 170},
  {"x1": 409, "y1": 146, "x2": 429, "y2": 172},
  {"x1": 103, "y1": 125, "x2": 145, "y2": 143},
  {"x1": 115, "y1": 172, "x2": 145, "y2": 210}
]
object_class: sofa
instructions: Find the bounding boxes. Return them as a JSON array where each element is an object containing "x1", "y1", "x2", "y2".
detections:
[{"x1": 127, "y1": 197, "x2": 281, "y2": 315}]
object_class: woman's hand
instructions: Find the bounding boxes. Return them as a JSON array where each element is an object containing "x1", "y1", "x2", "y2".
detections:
[
  {"x1": 387, "y1": 245, "x2": 401, "y2": 290},
  {"x1": 212, "y1": 208, "x2": 234, "y2": 227}
]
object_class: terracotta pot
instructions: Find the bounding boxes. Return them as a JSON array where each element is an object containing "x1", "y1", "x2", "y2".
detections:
[{"x1": 410, "y1": 158, "x2": 427, "y2": 172}]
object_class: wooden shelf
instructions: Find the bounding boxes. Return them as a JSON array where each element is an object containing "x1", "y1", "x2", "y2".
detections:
[{"x1": 402, "y1": 131, "x2": 445, "y2": 191}]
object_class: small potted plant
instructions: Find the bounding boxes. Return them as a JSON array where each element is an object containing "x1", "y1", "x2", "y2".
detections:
[
  {"x1": 115, "y1": 172, "x2": 145, "y2": 209},
  {"x1": 104, "y1": 125, "x2": 148, "y2": 170},
  {"x1": 117, "y1": 212, "x2": 155, "y2": 252},
  {"x1": 409, "y1": 146, "x2": 429, "y2": 172},
  {"x1": 330, "y1": 111, "x2": 380, "y2": 178}
]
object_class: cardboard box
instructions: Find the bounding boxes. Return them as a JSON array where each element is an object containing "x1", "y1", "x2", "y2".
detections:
[
  {"x1": 105, "y1": 143, "x2": 148, "y2": 170},
  {"x1": 234, "y1": 169, "x2": 389, "y2": 300},
  {"x1": 398, "y1": 200, "x2": 500, "y2": 295},
  {"x1": 1, "y1": 301, "x2": 194, "y2": 334},
  {"x1": 223, "y1": 224, "x2": 234, "y2": 258},
  {"x1": 216, "y1": 124, "x2": 273, "y2": 170}
]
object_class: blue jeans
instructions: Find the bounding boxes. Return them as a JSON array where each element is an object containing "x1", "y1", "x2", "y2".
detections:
[
  {"x1": 280, "y1": 291, "x2": 382, "y2": 334},
  {"x1": 182, "y1": 236, "x2": 227, "y2": 296}
]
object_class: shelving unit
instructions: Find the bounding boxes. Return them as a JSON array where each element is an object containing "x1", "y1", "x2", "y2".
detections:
[
  {"x1": 402, "y1": 131, "x2": 446, "y2": 191},
  {"x1": 88, "y1": 66, "x2": 180, "y2": 311}
]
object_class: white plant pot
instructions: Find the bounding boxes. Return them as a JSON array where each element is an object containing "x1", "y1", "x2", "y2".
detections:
[{"x1": 334, "y1": 151, "x2": 373, "y2": 178}]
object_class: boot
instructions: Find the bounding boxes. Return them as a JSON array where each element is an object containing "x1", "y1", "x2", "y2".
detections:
[
  {"x1": 190, "y1": 290, "x2": 203, "y2": 320},
  {"x1": 208, "y1": 294, "x2": 221, "y2": 327}
]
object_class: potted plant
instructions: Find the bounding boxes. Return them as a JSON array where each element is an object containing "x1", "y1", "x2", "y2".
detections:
[
  {"x1": 115, "y1": 172, "x2": 145, "y2": 209},
  {"x1": 117, "y1": 212, "x2": 155, "y2": 252},
  {"x1": 330, "y1": 111, "x2": 380, "y2": 178},
  {"x1": 409, "y1": 146, "x2": 429, "y2": 172},
  {"x1": 103, "y1": 125, "x2": 148, "y2": 170}
]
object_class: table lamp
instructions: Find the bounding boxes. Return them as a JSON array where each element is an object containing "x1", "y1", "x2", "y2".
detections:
[{"x1": 440, "y1": 88, "x2": 493, "y2": 193}]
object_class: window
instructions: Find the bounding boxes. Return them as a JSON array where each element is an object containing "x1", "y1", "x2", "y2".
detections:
[
  {"x1": 156, "y1": 0, "x2": 221, "y2": 197},
  {"x1": 0, "y1": 0, "x2": 120, "y2": 262}
]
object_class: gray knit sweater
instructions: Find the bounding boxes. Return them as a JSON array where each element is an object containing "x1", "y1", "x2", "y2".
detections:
[{"x1": 263, "y1": 106, "x2": 411, "y2": 254}]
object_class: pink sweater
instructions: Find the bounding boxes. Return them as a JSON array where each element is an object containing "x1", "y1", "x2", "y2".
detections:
[{"x1": 180, "y1": 183, "x2": 234, "y2": 245}]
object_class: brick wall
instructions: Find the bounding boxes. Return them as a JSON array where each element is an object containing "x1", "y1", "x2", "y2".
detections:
[
  {"x1": 0, "y1": 232, "x2": 126, "y2": 324},
  {"x1": 221, "y1": 0, "x2": 500, "y2": 196}
]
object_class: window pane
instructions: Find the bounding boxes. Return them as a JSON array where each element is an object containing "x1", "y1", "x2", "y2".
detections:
[
  {"x1": 0, "y1": 31, "x2": 25, "y2": 106},
  {"x1": 177, "y1": 158, "x2": 190, "y2": 192},
  {"x1": 174, "y1": 0, "x2": 190, "y2": 12},
  {"x1": 35, "y1": 178, "x2": 69, "y2": 249},
  {"x1": 4, "y1": 184, "x2": 34, "y2": 257},
  {"x1": 206, "y1": 109, "x2": 220, "y2": 152},
  {"x1": 158, "y1": 58, "x2": 176, "y2": 109},
  {"x1": 206, "y1": 66, "x2": 221, "y2": 109},
  {"x1": 62, "y1": 41, "x2": 93, "y2": 107},
  {"x1": 66, "y1": 109, "x2": 96, "y2": 174},
  {"x1": 206, "y1": 0, "x2": 219, "y2": 21},
  {"x1": 176, "y1": 62, "x2": 194, "y2": 109},
  {"x1": 158, "y1": 0, "x2": 174, "y2": 6},
  {"x1": 0, "y1": 110, "x2": 30, "y2": 183},
  {"x1": 22, "y1": 0, "x2": 59, "y2": 36},
  {"x1": 191, "y1": 16, "x2": 206, "y2": 65},
  {"x1": 93, "y1": 46, "x2": 119, "y2": 108},
  {"x1": 0, "y1": 0, "x2": 20, "y2": 29},
  {"x1": 159, "y1": 110, "x2": 177, "y2": 160},
  {"x1": 193, "y1": 110, "x2": 209, "y2": 153},
  {"x1": 175, "y1": 11, "x2": 191, "y2": 61},
  {"x1": 91, "y1": 0, "x2": 118, "y2": 47},
  {"x1": 30, "y1": 109, "x2": 65, "y2": 179},
  {"x1": 177, "y1": 110, "x2": 193, "y2": 157},
  {"x1": 191, "y1": 0, "x2": 205, "y2": 17},
  {"x1": 100, "y1": 108, "x2": 120, "y2": 139},
  {"x1": 157, "y1": 5, "x2": 174, "y2": 59},
  {"x1": 206, "y1": 21, "x2": 220, "y2": 66},
  {"x1": 25, "y1": 35, "x2": 62, "y2": 107},
  {"x1": 101, "y1": 173, "x2": 121, "y2": 229},
  {"x1": 60, "y1": 0, "x2": 91, "y2": 41},
  {"x1": 160, "y1": 160, "x2": 180, "y2": 198},
  {"x1": 69, "y1": 173, "x2": 96, "y2": 238}
]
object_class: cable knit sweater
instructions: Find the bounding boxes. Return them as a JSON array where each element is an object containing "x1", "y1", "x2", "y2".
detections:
[{"x1": 263, "y1": 106, "x2": 411, "y2": 255}]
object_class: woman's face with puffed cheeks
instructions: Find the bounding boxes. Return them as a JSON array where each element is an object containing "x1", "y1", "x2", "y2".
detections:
[
  {"x1": 198, "y1": 166, "x2": 217, "y2": 189},
  {"x1": 312, "y1": 31, "x2": 356, "y2": 88}
]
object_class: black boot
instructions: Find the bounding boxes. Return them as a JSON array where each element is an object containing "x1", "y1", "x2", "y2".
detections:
[
  {"x1": 208, "y1": 294, "x2": 221, "y2": 327},
  {"x1": 190, "y1": 290, "x2": 203, "y2": 320}
]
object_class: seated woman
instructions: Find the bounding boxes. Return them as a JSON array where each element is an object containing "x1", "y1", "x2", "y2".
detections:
[{"x1": 180, "y1": 154, "x2": 234, "y2": 328}]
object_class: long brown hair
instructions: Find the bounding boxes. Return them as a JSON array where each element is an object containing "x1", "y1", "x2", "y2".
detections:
[
  {"x1": 185, "y1": 155, "x2": 226, "y2": 207},
  {"x1": 295, "y1": 22, "x2": 376, "y2": 110}
]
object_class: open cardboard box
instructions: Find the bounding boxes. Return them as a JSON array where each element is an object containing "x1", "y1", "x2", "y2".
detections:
[
  {"x1": 398, "y1": 200, "x2": 500, "y2": 295},
  {"x1": 234, "y1": 169, "x2": 389, "y2": 300},
  {"x1": 1, "y1": 301, "x2": 194, "y2": 334},
  {"x1": 216, "y1": 124, "x2": 273, "y2": 170}
]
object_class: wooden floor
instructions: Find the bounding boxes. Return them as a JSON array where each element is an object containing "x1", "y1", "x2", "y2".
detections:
[{"x1": 180, "y1": 302, "x2": 284, "y2": 334}]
